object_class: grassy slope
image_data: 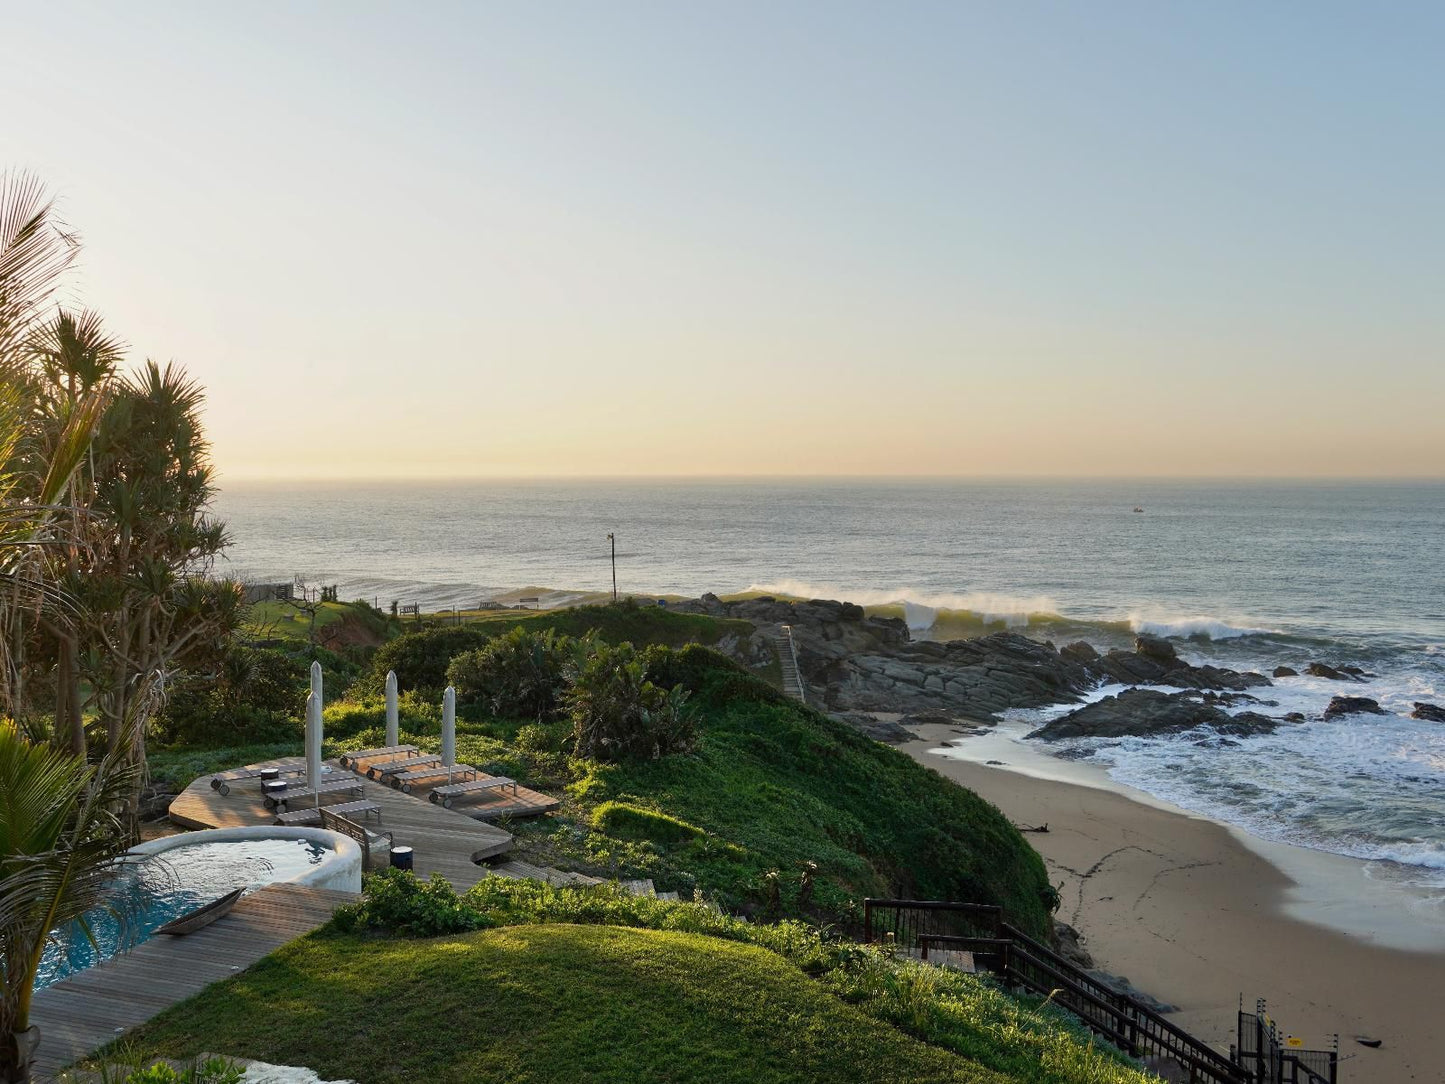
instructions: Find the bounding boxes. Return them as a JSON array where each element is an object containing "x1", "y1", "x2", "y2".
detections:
[
  {"x1": 530, "y1": 652, "x2": 1056, "y2": 937},
  {"x1": 124, "y1": 925, "x2": 1006, "y2": 1084}
]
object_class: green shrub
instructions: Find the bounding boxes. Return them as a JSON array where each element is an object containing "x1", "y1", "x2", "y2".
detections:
[
  {"x1": 153, "y1": 646, "x2": 305, "y2": 747},
  {"x1": 331, "y1": 869, "x2": 493, "y2": 936},
  {"x1": 568, "y1": 642, "x2": 695, "y2": 762},
  {"x1": 447, "y1": 627, "x2": 580, "y2": 721},
  {"x1": 352, "y1": 625, "x2": 495, "y2": 700},
  {"x1": 591, "y1": 801, "x2": 704, "y2": 844}
]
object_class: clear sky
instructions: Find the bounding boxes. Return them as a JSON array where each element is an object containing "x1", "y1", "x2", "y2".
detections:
[{"x1": 5, "y1": 2, "x2": 1443, "y2": 478}]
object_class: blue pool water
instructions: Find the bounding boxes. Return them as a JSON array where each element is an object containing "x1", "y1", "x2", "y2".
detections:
[{"x1": 37, "y1": 836, "x2": 328, "y2": 989}]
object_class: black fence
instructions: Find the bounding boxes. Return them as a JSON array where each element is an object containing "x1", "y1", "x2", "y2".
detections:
[
  {"x1": 864, "y1": 898, "x2": 1251, "y2": 1084},
  {"x1": 1235, "y1": 1007, "x2": 1337, "y2": 1084}
]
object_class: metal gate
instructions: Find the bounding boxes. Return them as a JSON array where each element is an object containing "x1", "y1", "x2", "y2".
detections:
[{"x1": 1235, "y1": 1002, "x2": 1338, "y2": 1084}]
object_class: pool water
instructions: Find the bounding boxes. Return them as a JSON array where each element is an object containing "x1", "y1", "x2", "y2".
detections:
[{"x1": 37, "y1": 837, "x2": 329, "y2": 989}]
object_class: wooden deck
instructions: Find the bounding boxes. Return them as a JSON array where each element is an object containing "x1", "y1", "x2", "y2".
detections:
[
  {"x1": 169, "y1": 756, "x2": 516, "y2": 887},
  {"x1": 28, "y1": 883, "x2": 353, "y2": 1081}
]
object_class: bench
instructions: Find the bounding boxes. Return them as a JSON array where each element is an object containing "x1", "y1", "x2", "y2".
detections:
[
  {"x1": 318, "y1": 808, "x2": 394, "y2": 870},
  {"x1": 393, "y1": 764, "x2": 478, "y2": 793},
  {"x1": 367, "y1": 754, "x2": 442, "y2": 781},
  {"x1": 339, "y1": 745, "x2": 418, "y2": 770},
  {"x1": 428, "y1": 776, "x2": 519, "y2": 809},
  {"x1": 264, "y1": 778, "x2": 365, "y2": 811},
  {"x1": 274, "y1": 799, "x2": 381, "y2": 827}
]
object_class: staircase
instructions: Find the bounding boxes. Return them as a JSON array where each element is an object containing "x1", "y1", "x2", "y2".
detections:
[
  {"x1": 776, "y1": 625, "x2": 807, "y2": 704},
  {"x1": 861, "y1": 898, "x2": 1308, "y2": 1084}
]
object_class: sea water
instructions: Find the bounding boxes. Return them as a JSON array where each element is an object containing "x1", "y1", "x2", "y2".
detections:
[{"x1": 216, "y1": 478, "x2": 1445, "y2": 896}]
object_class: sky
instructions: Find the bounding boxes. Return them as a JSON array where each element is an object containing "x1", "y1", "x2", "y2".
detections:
[{"x1": 4, "y1": 1, "x2": 1443, "y2": 479}]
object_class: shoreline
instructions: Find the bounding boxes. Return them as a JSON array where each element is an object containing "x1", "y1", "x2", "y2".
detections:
[{"x1": 900, "y1": 723, "x2": 1445, "y2": 1084}]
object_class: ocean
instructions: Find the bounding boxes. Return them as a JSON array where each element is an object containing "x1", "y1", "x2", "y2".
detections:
[{"x1": 216, "y1": 478, "x2": 1445, "y2": 898}]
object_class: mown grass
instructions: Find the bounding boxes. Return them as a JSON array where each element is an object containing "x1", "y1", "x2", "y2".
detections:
[
  {"x1": 121, "y1": 925, "x2": 1009, "y2": 1084},
  {"x1": 117, "y1": 875, "x2": 1157, "y2": 1084}
]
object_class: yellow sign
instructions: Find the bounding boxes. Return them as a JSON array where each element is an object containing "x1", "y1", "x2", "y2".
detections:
[{"x1": 1286, "y1": 1036, "x2": 1304, "y2": 1048}]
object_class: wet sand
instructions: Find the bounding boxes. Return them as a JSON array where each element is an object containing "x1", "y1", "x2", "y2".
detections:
[{"x1": 901, "y1": 723, "x2": 1445, "y2": 1084}]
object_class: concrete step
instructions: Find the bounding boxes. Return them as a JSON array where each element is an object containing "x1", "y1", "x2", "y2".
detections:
[{"x1": 620, "y1": 878, "x2": 657, "y2": 897}]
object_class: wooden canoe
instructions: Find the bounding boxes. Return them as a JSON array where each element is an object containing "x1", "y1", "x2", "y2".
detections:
[{"x1": 155, "y1": 887, "x2": 245, "y2": 936}]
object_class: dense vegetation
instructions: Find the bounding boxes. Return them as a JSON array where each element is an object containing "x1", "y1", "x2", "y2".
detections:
[{"x1": 117, "y1": 873, "x2": 1152, "y2": 1084}]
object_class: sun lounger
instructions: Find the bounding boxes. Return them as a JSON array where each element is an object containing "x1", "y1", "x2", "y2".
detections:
[
  {"x1": 391, "y1": 763, "x2": 478, "y2": 793},
  {"x1": 273, "y1": 799, "x2": 381, "y2": 826},
  {"x1": 263, "y1": 778, "x2": 365, "y2": 811},
  {"x1": 428, "y1": 776, "x2": 519, "y2": 809},
  {"x1": 210, "y1": 764, "x2": 304, "y2": 796},
  {"x1": 339, "y1": 745, "x2": 419, "y2": 770},
  {"x1": 367, "y1": 754, "x2": 442, "y2": 781}
]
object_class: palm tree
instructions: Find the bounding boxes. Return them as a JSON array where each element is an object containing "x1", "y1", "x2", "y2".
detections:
[{"x1": 0, "y1": 723, "x2": 141, "y2": 1083}]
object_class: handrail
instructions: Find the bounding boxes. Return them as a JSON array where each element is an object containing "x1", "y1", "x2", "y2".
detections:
[
  {"x1": 779, "y1": 624, "x2": 805, "y2": 705},
  {"x1": 1000, "y1": 922, "x2": 1246, "y2": 1082},
  {"x1": 866, "y1": 898, "x2": 1249, "y2": 1084}
]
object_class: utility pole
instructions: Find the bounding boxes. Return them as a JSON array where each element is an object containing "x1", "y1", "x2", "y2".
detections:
[{"x1": 608, "y1": 533, "x2": 617, "y2": 602}]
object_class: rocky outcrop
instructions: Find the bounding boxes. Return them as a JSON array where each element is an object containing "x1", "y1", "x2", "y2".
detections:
[
  {"x1": 1305, "y1": 662, "x2": 1362, "y2": 682},
  {"x1": 1272, "y1": 666, "x2": 1298, "y2": 678},
  {"x1": 1412, "y1": 702, "x2": 1445, "y2": 723},
  {"x1": 675, "y1": 595, "x2": 1275, "y2": 721},
  {"x1": 1089, "y1": 637, "x2": 1271, "y2": 692},
  {"x1": 828, "y1": 712, "x2": 919, "y2": 743},
  {"x1": 1322, "y1": 696, "x2": 1386, "y2": 720},
  {"x1": 1028, "y1": 689, "x2": 1280, "y2": 741}
]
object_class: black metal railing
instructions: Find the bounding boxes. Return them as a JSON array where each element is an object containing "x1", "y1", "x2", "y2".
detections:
[
  {"x1": 863, "y1": 898, "x2": 1250, "y2": 1084},
  {"x1": 862, "y1": 897, "x2": 1004, "y2": 952}
]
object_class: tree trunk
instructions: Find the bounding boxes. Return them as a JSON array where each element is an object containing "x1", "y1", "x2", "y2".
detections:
[{"x1": 53, "y1": 635, "x2": 85, "y2": 757}]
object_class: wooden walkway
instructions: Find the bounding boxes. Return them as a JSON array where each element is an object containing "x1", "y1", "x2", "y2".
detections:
[
  {"x1": 28, "y1": 883, "x2": 353, "y2": 1081},
  {"x1": 170, "y1": 756, "x2": 515, "y2": 889}
]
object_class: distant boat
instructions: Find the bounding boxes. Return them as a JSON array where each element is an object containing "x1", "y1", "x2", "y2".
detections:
[{"x1": 1132, "y1": 506, "x2": 1144, "y2": 513}]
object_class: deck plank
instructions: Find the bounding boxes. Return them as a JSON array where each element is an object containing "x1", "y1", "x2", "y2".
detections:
[{"x1": 28, "y1": 882, "x2": 350, "y2": 1080}]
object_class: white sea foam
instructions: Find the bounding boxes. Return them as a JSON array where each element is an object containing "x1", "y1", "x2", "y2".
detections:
[{"x1": 1126, "y1": 612, "x2": 1277, "y2": 640}]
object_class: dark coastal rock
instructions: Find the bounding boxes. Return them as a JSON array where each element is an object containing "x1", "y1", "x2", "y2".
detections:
[
  {"x1": 1134, "y1": 634, "x2": 1177, "y2": 663},
  {"x1": 1053, "y1": 921, "x2": 1094, "y2": 969},
  {"x1": 1322, "y1": 696, "x2": 1387, "y2": 720},
  {"x1": 1028, "y1": 689, "x2": 1280, "y2": 741},
  {"x1": 1412, "y1": 702, "x2": 1445, "y2": 723},
  {"x1": 828, "y1": 712, "x2": 918, "y2": 743},
  {"x1": 675, "y1": 593, "x2": 1272, "y2": 719},
  {"x1": 1305, "y1": 662, "x2": 1361, "y2": 682},
  {"x1": 1089, "y1": 971, "x2": 1178, "y2": 1014},
  {"x1": 1272, "y1": 666, "x2": 1298, "y2": 678}
]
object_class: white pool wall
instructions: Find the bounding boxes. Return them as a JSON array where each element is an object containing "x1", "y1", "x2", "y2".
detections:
[{"x1": 128, "y1": 826, "x2": 363, "y2": 893}]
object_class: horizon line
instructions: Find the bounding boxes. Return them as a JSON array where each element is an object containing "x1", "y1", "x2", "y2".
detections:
[{"x1": 215, "y1": 471, "x2": 1445, "y2": 484}]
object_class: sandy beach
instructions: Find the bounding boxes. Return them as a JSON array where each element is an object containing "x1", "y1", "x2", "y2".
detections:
[{"x1": 901, "y1": 723, "x2": 1445, "y2": 1084}]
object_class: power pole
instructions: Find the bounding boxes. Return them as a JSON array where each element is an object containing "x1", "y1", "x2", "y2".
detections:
[{"x1": 608, "y1": 533, "x2": 617, "y2": 602}]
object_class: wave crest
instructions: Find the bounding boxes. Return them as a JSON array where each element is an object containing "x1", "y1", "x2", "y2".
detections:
[{"x1": 1126, "y1": 613, "x2": 1277, "y2": 641}]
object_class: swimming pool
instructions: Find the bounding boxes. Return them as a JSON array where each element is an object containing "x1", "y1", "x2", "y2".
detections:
[{"x1": 38, "y1": 827, "x2": 361, "y2": 989}]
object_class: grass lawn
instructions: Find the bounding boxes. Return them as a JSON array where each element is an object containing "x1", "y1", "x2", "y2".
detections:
[{"x1": 122, "y1": 925, "x2": 1007, "y2": 1084}]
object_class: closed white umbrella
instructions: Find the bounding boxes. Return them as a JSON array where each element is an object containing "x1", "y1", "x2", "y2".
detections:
[
  {"x1": 442, "y1": 685, "x2": 456, "y2": 784},
  {"x1": 305, "y1": 692, "x2": 322, "y2": 807},
  {"x1": 385, "y1": 670, "x2": 399, "y2": 748}
]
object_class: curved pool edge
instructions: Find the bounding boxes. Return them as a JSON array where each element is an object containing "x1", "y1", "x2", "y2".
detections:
[{"x1": 129, "y1": 826, "x2": 364, "y2": 894}]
